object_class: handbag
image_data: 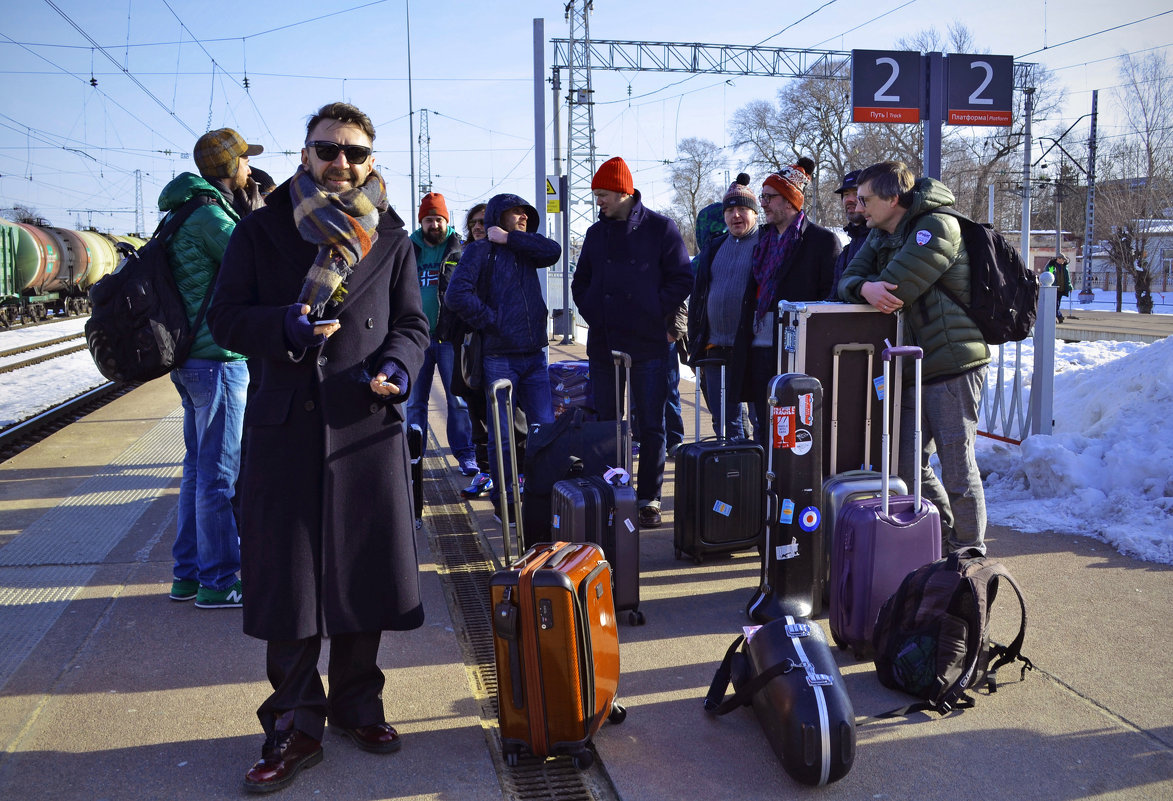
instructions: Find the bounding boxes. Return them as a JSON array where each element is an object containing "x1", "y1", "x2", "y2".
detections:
[{"x1": 458, "y1": 246, "x2": 495, "y2": 392}]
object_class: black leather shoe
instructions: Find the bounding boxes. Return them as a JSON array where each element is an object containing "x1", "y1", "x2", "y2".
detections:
[
  {"x1": 638, "y1": 506, "x2": 662, "y2": 528},
  {"x1": 335, "y1": 721, "x2": 402, "y2": 754},
  {"x1": 243, "y1": 729, "x2": 323, "y2": 794}
]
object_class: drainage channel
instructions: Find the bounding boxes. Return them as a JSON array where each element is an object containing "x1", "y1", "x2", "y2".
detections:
[{"x1": 419, "y1": 453, "x2": 622, "y2": 801}]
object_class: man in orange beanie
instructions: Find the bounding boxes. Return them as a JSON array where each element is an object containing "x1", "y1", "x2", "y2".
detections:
[
  {"x1": 571, "y1": 156, "x2": 693, "y2": 528},
  {"x1": 408, "y1": 192, "x2": 477, "y2": 477}
]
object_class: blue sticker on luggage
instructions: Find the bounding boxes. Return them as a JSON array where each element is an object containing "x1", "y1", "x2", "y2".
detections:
[
  {"x1": 799, "y1": 506, "x2": 820, "y2": 532},
  {"x1": 713, "y1": 500, "x2": 733, "y2": 517},
  {"x1": 780, "y1": 499, "x2": 795, "y2": 524}
]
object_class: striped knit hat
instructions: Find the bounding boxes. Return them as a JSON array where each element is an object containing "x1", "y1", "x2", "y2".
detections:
[{"x1": 763, "y1": 157, "x2": 815, "y2": 211}]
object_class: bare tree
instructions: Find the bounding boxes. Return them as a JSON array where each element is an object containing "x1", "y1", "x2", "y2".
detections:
[
  {"x1": 1094, "y1": 52, "x2": 1173, "y2": 312},
  {"x1": 667, "y1": 137, "x2": 724, "y2": 254},
  {"x1": 0, "y1": 204, "x2": 46, "y2": 225}
]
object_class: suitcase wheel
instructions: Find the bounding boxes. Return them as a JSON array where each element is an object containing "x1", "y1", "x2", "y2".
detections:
[
  {"x1": 571, "y1": 748, "x2": 595, "y2": 770},
  {"x1": 608, "y1": 703, "x2": 627, "y2": 725},
  {"x1": 627, "y1": 610, "x2": 646, "y2": 626},
  {"x1": 414, "y1": 518, "x2": 422, "y2": 530},
  {"x1": 504, "y1": 747, "x2": 520, "y2": 768}
]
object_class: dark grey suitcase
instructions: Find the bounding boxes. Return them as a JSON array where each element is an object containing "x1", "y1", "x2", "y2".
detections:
[
  {"x1": 673, "y1": 360, "x2": 765, "y2": 563},
  {"x1": 551, "y1": 474, "x2": 643, "y2": 624}
]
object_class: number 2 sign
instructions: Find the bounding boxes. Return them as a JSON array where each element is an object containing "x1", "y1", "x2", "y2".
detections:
[
  {"x1": 946, "y1": 53, "x2": 1013, "y2": 126},
  {"x1": 851, "y1": 49, "x2": 922, "y2": 123}
]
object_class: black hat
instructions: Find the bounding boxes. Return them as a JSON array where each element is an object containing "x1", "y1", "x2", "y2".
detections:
[{"x1": 834, "y1": 169, "x2": 862, "y2": 195}]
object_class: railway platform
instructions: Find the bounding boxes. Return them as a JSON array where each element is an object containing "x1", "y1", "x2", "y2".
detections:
[{"x1": 0, "y1": 338, "x2": 1170, "y2": 801}]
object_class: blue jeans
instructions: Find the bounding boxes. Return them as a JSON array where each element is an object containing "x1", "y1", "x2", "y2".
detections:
[
  {"x1": 170, "y1": 358, "x2": 247, "y2": 591},
  {"x1": 484, "y1": 352, "x2": 554, "y2": 503},
  {"x1": 632, "y1": 343, "x2": 685, "y2": 449},
  {"x1": 592, "y1": 354, "x2": 669, "y2": 506},
  {"x1": 406, "y1": 340, "x2": 475, "y2": 462}
]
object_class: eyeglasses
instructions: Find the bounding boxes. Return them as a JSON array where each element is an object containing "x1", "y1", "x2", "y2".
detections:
[
  {"x1": 759, "y1": 192, "x2": 780, "y2": 205},
  {"x1": 856, "y1": 193, "x2": 874, "y2": 207},
  {"x1": 469, "y1": 218, "x2": 485, "y2": 227},
  {"x1": 306, "y1": 141, "x2": 372, "y2": 164}
]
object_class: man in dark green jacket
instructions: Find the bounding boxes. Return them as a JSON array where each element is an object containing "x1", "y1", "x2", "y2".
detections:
[
  {"x1": 837, "y1": 161, "x2": 990, "y2": 555},
  {"x1": 161, "y1": 127, "x2": 260, "y2": 608}
]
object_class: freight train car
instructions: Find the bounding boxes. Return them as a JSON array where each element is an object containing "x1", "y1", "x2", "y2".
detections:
[{"x1": 0, "y1": 219, "x2": 143, "y2": 326}]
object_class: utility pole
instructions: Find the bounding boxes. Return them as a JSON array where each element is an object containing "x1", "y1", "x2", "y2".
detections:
[
  {"x1": 134, "y1": 169, "x2": 144, "y2": 237},
  {"x1": 1020, "y1": 87, "x2": 1035, "y2": 268},
  {"x1": 564, "y1": 0, "x2": 596, "y2": 252}
]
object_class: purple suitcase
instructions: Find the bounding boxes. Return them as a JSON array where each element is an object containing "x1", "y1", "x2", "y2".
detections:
[{"x1": 829, "y1": 344, "x2": 941, "y2": 658}]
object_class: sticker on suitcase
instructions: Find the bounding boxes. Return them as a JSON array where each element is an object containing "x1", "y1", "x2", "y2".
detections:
[
  {"x1": 777, "y1": 537, "x2": 800, "y2": 560},
  {"x1": 712, "y1": 500, "x2": 733, "y2": 517},
  {"x1": 780, "y1": 498, "x2": 795, "y2": 524},
  {"x1": 772, "y1": 405, "x2": 796, "y2": 449}
]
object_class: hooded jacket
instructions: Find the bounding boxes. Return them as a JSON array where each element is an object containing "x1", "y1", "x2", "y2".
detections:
[
  {"x1": 837, "y1": 177, "x2": 990, "y2": 382},
  {"x1": 571, "y1": 190, "x2": 693, "y2": 361},
  {"x1": 158, "y1": 172, "x2": 245, "y2": 362},
  {"x1": 445, "y1": 193, "x2": 561, "y2": 356}
]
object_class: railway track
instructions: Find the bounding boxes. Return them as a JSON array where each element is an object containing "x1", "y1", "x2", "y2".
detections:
[
  {"x1": 0, "y1": 333, "x2": 89, "y2": 374},
  {"x1": 0, "y1": 381, "x2": 130, "y2": 462}
]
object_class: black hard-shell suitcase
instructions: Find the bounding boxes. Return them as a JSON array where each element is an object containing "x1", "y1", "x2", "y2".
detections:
[
  {"x1": 523, "y1": 352, "x2": 632, "y2": 547},
  {"x1": 746, "y1": 372, "x2": 824, "y2": 622},
  {"x1": 673, "y1": 360, "x2": 765, "y2": 562},
  {"x1": 551, "y1": 473, "x2": 643, "y2": 624},
  {"x1": 705, "y1": 616, "x2": 856, "y2": 786}
]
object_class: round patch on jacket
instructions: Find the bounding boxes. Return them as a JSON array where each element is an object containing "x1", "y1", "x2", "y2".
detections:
[{"x1": 915, "y1": 229, "x2": 932, "y2": 246}]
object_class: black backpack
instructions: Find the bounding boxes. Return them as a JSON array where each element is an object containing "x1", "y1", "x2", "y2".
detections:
[
  {"x1": 85, "y1": 195, "x2": 217, "y2": 383},
  {"x1": 914, "y1": 208, "x2": 1039, "y2": 345},
  {"x1": 872, "y1": 548, "x2": 1033, "y2": 716}
]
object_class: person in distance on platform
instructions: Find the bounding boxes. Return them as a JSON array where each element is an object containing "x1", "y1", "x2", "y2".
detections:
[
  {"x1": 827, "y1": 168, "x2": 867, "y2": 300},
  {"x1": 406, "y1": 192, "x2": 478, "y2": 476},
  {"x1": 207, "y1": 102, "x2": 429, "y2": 794},
  {"x1": 571, "y1": 157, "x2": 693, "y2": 528},
  {"x1": 837, "y1": 160, "x2": 990, "y2": 555},
  {"x1": 162, "y1": 127, "x2": 262, "y2": 610},
  {"x1": 1045, "y1": 254, "x2": 1073, "y2": 323}
]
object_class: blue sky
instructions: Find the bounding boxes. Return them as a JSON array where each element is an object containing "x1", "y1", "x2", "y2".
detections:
[{"x1": 0, "y1": 0, "x2": 1168, "y2": 236}]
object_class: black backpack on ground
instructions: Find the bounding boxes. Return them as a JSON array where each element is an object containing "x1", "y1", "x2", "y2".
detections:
[
  {"x1": 85, "y1": 195, "x2": 217, "y2": 383},
  {"x1": 872, "y1": 548, "x2": 1033, "y2": 716},
  {"x1": 914, "y1": 208, "x2": 1039, "y2": 345}
]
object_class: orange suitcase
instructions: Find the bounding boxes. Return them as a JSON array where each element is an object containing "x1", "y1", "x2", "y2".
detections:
[{"x1": 490, "y1": 540, "x2": 625, "y2": 768}]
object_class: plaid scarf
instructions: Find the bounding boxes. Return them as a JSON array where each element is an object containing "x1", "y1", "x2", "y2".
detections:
[
  {"x1": 751, "y1": 211, "x2": 805, "y2": 325},
  {"x1": 290, "y1": 165, "x2": 387, "y2": 315}
]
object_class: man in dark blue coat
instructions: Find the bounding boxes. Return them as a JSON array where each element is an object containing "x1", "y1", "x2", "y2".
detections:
[
  {"x1": 828, "y1": 168, "x2": 868, "y2": 300},
  {"x1": 571, "y1": 157, "x2": 693, "y2": 528},
  {"x1": 446, "y1": 193, "x2": 562, "y2": 521}
]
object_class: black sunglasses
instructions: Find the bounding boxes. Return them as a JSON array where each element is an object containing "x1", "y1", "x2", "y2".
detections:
[{"x1": 306, "y1": 140, "x2": 372, "y2": 164}]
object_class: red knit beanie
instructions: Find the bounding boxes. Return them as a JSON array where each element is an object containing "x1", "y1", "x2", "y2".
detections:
[
  {"x1": 763, "y1": 158, "x2": 814, "y2": 212},
  {"x1": 418, "y1": 192, "x2": 449, "y2": 222},
  {"x1": 591, "y1": 157, "x2": 634, "y2": 195}
]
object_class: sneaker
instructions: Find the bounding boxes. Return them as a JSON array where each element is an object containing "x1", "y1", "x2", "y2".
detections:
[
  {"x1": 458, "y1": 458, "x2": 479, "y2": 477},
  {"x1": 492, "y1": 501, "x2": 517, "y2": 528},
  {"x1": 631, "y1": 441, "x2": 640, "y2": 457},
  {"x1": 169, "y1": 579, "x2": 198, "y2": 602},
  {"x1": 461, "y1": 472, "x2": 493, "y2": 499},
  {"x1": 195, "y1": 580, "x2": 243, "y2": 609},
  {"x1": 667, "y1": 442, "x2": 683, "y2": 460},
  {"x1": 638, "y1": 506, "x2": 662, "y2": 528}
]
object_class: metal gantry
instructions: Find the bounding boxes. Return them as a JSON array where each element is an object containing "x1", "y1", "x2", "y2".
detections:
[
  {"x1": 418, "y1": 108, "x2": 432, "y2": 198},
  {"x1": 563, "y1": 1, "x2": 597, "y2": 246}
]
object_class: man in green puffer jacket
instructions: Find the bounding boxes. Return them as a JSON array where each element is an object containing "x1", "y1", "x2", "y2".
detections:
[
  {"x1": 158, "y1": 128, "x2": 261, "y2": 609},
  {"x1": 837, "y1": 161, "x2": 990, "y2": 555}
]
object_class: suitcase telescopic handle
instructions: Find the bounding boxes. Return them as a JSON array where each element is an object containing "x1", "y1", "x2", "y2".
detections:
[
  {"x1": 611, "y1": 350, "x2": 633, "y2": 472},
  {"x1": 488, "y1": 378, "x2": 522, "y2": 566},
  {"x1": 692, "y1": 357, "x2": 728, "y2": 442},
  {"x1": 882, "y1": 345, "x2": 923, "y2": 361}
]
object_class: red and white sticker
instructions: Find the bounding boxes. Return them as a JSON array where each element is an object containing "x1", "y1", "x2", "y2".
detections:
[
  {"x1": 772, "y1": 405, "x2": 796, "y2": 450},
  {"x1": 798, "y1": 392, "x2": 814, "y2": 426}
]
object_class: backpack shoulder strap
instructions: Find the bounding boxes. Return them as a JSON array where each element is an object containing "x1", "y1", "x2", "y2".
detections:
[
  {"x1": 154, "y1": 194, "x2": 217, "y2": 244},
  {"x1": 973, "y1": 560, "x2": 1031, "y2": 677}
]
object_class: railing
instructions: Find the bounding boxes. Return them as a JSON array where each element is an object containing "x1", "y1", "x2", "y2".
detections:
[{"x1": 979, "y1": 275, "x2": 1056, "y2": 443}]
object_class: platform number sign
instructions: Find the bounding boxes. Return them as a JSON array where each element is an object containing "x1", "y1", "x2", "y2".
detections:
[
  {"x1": 851, "y1": 49, "x2": 922, "y2": 123},
  {"x1": 946, "y1": 53, "x2": 1013, "y2": 126}
]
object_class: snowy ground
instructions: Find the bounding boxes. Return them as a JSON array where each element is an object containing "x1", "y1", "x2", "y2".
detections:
[{"x1": 1, "y1": 289, "x2": 1170, "y2": 564}]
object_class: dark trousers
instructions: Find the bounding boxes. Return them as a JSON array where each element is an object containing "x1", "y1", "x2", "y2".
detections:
[
  {"x1": 258, "y1": 632, "x2": 384, "y2": 740},
  {"x1": 592, "y1": 353, "x2": 670, "y2": 504}
]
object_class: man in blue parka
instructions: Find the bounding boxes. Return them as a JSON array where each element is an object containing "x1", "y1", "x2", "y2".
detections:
[{"x1": 445, "y1": 193, "x2": 562, "y2": 521}]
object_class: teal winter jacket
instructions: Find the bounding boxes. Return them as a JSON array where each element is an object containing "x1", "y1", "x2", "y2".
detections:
[
  {"x1": 158, "y1": 172, "x2": 245, "y2": 362},
  {"x1": 837, "y1": 177, "x2": 989, "y2": 382}
]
